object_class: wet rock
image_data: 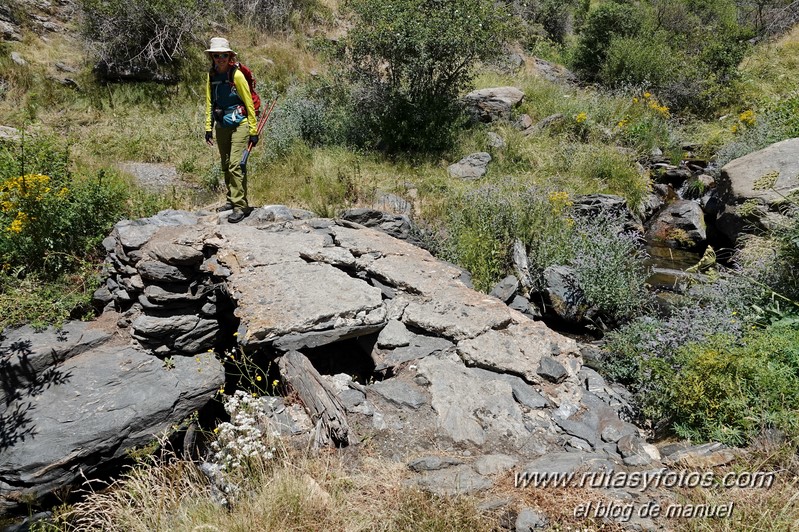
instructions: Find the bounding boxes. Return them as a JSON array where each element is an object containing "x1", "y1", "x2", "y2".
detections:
[{"x1": 645, "y1": 200, "x2": 706, "y2": 249}]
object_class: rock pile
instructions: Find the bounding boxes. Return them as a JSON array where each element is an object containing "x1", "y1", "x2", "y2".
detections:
[{"x1": 92, "y1": 210, "x2": 230, "y2": 355}]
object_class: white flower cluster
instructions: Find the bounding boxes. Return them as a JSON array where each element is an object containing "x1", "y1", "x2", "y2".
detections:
[{"x1": 210, "y1": 391, "x2": 277, "y2": 471}]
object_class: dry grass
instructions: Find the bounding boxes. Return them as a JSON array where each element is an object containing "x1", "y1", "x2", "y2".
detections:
[
  {"x1": 60, "y1": 445, "x2": 496, "y2": 532},
  {"x1": 671, "y1": 444, "x2": 799, "y2": 532}
]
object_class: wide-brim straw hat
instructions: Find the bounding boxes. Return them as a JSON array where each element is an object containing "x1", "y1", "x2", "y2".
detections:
[{"x1": 205, "y1": 37, "x2": 236, "y2": 55}]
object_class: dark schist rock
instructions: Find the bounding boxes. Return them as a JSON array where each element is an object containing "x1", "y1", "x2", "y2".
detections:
[{"x1": 0, "y1": 328, "x2": 223, "y2": 512}]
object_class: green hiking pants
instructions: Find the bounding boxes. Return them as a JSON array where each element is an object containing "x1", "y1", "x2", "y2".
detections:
[{"x1": 215, "y1": 124, "x2": 250, "y2": 210}]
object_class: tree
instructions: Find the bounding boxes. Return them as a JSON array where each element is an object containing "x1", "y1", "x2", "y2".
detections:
[
  {"x1": 345, "y1": 0, "x2": 519, "y2": 152},
  {"x1": 79, "y1": 0, "x2": 211, "y2": 83}
]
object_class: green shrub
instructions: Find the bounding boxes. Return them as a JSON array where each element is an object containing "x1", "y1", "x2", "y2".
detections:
[
  {"x1": 345, "y1": 0, "x2": 519, "y2": 152},
  {"x1": 571, "y1": 2, "x2": 643, "y2": 81},
  {"x1": 570, "y1": 215, "x2": 651, "y2": 324},
  {"x1": 599, "y1": 35, "x2": 674, "y2": 88},
  {"x1": 664, "y1": 326, "x2": 799, "y2": 445},
  {"x1": 0, "y1": 269, "x2": 99, "y2": 330},
  {"x1": 440, "y1": 186, "x2": 519, "y2": 292},
  {"x1": 0, "y1": 135, "x2": 131, "y2": 278},
  {"x1": 602, "y1": 274, "x2": 764, "y2": 433},
  {"x1": 0, "y1": 170, "x2": 128, "y2": 277},
  {"x1": 438, "y1": 185, "x2": 650, "y2": 321}
]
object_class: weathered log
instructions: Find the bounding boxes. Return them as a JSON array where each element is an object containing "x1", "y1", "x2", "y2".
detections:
[{"x1": 277, "y1": 350, "x2": 353, "y2": 448}]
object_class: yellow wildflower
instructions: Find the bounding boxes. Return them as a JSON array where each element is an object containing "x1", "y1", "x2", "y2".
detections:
[
  {"x1": 643, "y1": 91, "x2": 652, "y2": 99},
  {"x1": 574, "y1": 112, "x2": 588, "y2": 123},
  {"x1": 739, "y1": 109, "x2": 755, "y2": 127},
  {"x1": 256, "y1": 375, "x2": 262, "y2": 381},
  {"x1": 272, "y1": 379, "x2": 279, "y2": 389}
]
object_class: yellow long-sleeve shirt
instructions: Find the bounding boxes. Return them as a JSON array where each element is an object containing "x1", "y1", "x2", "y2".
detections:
[{"x1": 205, "y1": 67, "x2": 258, "y2": 136}]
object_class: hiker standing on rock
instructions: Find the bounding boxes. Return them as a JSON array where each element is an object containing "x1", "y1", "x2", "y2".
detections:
[{"x1": 204, "y1": 37, "x2": 258, "y2": 224}]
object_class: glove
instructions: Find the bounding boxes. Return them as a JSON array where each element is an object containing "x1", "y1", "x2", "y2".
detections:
[
  {"x1": 249, "y1": 135, "x2": 259, "y2": 147},
  {"x1": 205, "y1": 131, "x2": 213, "y2": 144}
]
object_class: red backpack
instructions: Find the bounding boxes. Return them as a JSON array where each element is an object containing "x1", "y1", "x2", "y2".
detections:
[{"x1": 210, "y1": 62, "x2": 261, "y2": 116}]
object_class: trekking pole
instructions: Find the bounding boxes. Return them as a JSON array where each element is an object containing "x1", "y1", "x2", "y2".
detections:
[{"x1": 240, "y1": 98, "x2": 278, "y2": 169}]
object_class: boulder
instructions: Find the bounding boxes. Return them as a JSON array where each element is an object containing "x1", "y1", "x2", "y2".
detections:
[
  {"x1": 0, "y1": 337, "x2": 223, "y2": 511},
  {"x1": 542, "y1": 265, "x2": 589, "y2": 323},
  {"x1": 339, "y1": 208, "x2": 414, "y2": 241},
  {"x1": 716, "y1": 138, "x2": 799, "y2": 242},
  {"x1": 489, "y1": 275, "x2": 519, "y2": 303},
  {"x1": 645, "y1": 200, "x2": 706, "y2": 249},
  {"x1": 447, "y1": 152, "x2": 492, "y2": 180},
  {"x1": 463, "y1": 86, "x2": 524, "y2": 123},
  {"x1": 719, "y1": 138, "x2": 799, "y2": 206},
  {"x1": 531, "y1": 57, "x2": 577, "y2": 84},
  {"x1": 571, "y1": 194, "x2": 642, "y2": 233}
]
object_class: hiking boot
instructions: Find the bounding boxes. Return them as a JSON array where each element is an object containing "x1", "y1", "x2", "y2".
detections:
[
  {"x1": 227, "y1": 209, "x2": 247, "y2": 224},
  {"x1": 217, "y1": 202, "x2": 234, "y2": 212}
]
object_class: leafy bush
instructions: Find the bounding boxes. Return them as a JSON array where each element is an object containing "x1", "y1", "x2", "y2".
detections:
[
  {"x1": 0, "y1": 135, "x2": 129, "y2": 278},
  {"x1": 570, "y1": 0, "x2": 752, "y2": 115},
  {"x1": 599, "y1": 35, "x2": 674, "y2": 88},
  {"x1": 344, "y1": 0, "x2": 519, "y2": 152},
  {"x1": 603, "y1": 274, "x2": 763, "y2": 432},
  {"x1": 440, "y1": 186, "x2": 519, "y2": 292},
  {"x1": 264, "y1": 79, "x2": 353, "y2": 157},
  {"x1": 571, "y1": 2, "x2": 643, "y2": 81},
  {"x1": 0, "y1": 170, "x2": 128, "y2": 277},
  {"x1": 665, "y1": 326, "x2": 799, "y2": 445}
]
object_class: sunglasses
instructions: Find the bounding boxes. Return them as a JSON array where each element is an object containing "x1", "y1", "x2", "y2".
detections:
[{"x1": 212, "y1": 53, "x2": 229, "y2": 59}]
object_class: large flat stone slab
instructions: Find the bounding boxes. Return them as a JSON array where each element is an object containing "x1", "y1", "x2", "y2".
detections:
[
  {"x1": 0, "y1": 345, "x2": 223, "y2": 511},
  {"x1": 0, "y1": 322, "x2": 112, "y2": 408},
  {"x1": 231, "y1": 262, "x2": 385, "y2": 346},
  {"x1": 402, "y1": 286, "x2": 515, "y2": 341},
  {"x1": 366, "y1": 253, "x2": 464, "y2": 295},
  {"x1": 457, "y1": 321, "x2": 579, "y2": 384},
  {"x1": 416, "y1": 353, "x2": 530, "y2": 447},
  {"x1": 215, "y1": 225, "x2": 333, "y2": 267}
]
